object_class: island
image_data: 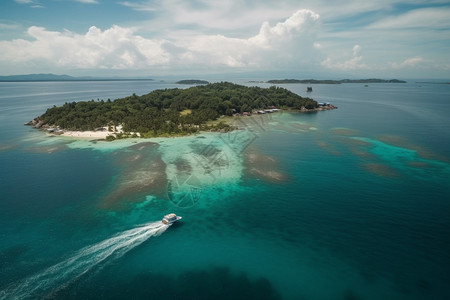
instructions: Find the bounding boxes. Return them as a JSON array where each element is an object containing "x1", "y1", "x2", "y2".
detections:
[
  {"x1": 176, "y1": 79, "x2": 210, "y2": 85},
  {"x1": 267, "y1": 78, "x2": 406, "y2": 84},
  {"x1": 0, "y1": 73, "x2": 154, "y2": 82},
  {"x1": 26, "y1": 82, "x2": 336, "y2": 140}
]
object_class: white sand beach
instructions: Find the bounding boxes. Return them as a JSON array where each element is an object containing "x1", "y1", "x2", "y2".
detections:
[{"x1": 60, "y1": 130, "x2": 112, "y2": 139}]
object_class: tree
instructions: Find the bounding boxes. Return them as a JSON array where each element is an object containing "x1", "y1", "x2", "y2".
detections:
[{"x1": 38, "y1": 82, "x2": 318, "y2": 137}]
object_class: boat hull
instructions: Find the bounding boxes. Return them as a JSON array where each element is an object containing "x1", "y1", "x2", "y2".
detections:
[{"x1": 161, "y1": 214, "x2": 182, "y2": 224}]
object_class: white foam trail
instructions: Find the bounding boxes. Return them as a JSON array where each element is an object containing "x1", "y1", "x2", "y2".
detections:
[{"x1": 1, "y1": 221, "x2": 169, "y2": 300}]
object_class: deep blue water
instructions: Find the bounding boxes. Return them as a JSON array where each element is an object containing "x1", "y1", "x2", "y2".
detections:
[{"x1": 0, "y1": 80, "x2": 449, "y2": 299}]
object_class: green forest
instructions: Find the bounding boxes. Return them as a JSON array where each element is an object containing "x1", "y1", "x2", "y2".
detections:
[{"x1": 39, "y1": 82, "x2": 317, "y2": 138}]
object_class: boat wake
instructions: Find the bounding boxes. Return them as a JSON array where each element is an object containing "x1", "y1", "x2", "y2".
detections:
[{"x1": 0, "y1": 221, "x2": 169, "y2": 300}]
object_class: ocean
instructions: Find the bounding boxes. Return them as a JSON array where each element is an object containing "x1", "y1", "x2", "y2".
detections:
[{"x1": 0, "y1": 79, "x2": 449, "y2": 299}]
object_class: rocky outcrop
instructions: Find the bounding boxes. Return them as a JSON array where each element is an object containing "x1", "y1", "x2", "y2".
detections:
[
  {"x1": 300, "y1": 104, "x2": 338, "y2": 112},
  {"x1": 24, "y1": 117, "x2": 47, "y2": 129},
  {"x1": 25, "y1": 117, "x2": 64, "y2": 135},
  {"x1": 316, "y1": 104, "x2": 338, "y2": 111}
]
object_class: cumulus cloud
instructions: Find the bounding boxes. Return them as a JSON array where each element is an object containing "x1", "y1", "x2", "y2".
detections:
[
  {"x1": 0, "y1": 9, "x2": 322, "y2": 72},
  {"x1": 3, "y1": 1, "x2": 449, "y2": 77},
  {"x1": 0, "y1": 26, "x2": 169, "y2": 70},
  {"x1": 120, "y1": 0, "x2": 296, "y2": 34},
  {"x1": 391, "y1": 57, "x2": 426, "y2": 69},
  {"x1": 174, "y1": 9, "x2": 321, "y2": 69},
  {"x1": 321, "y1": 44, "x2": 368, "y2": 70},
  {"x1": 249, "y1": 10, "x2": 319, "y2": 47}
]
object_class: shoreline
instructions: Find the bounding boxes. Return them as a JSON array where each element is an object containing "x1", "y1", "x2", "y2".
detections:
[
  {"x1": 59, "y1": 130, "x2": 112, "y2": 140},
  {"x1": 30, "y1": 105, "x2": 338, "y2": 141}
]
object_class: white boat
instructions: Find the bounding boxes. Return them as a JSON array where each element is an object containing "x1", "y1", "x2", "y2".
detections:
[{"x1": 162, "y1": 213, "x2": 182, "y2": 224}]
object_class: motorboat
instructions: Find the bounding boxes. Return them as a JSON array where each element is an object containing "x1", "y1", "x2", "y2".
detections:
[{"x1": 162, "y1": 213, "x2": 182, "y2": 224}]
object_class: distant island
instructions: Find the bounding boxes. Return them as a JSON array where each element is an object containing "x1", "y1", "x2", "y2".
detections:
[
  {"x1": 26, "y1": 82, "x2": 336, "y2": 140},
  {"x1": 415, "y1": 81, "x2": 450, "y2": 84},
  {"x1": 176, "y1": 79, "x2": 210, "y2": 85},
  {"x1": 0, "y1": 73, "x2": 154, "y2": 82},
  {"x1": 267, "y1": 79, "x2": 407, "y2": 84}
]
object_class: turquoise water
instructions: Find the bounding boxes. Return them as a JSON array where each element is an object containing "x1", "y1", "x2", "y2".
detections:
[{"x1": 0, "y1": 80, "x2": 449, "y2": 299}]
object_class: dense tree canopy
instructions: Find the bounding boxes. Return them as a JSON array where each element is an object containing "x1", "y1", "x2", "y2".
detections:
[{"x1": 40, "y1": 82, "x2": 317, "y2": 137}]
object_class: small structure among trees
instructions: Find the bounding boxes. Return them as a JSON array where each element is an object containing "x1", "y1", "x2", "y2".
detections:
[{"x1": 35, "y1": 82, "x2": 319, "y2": 138}]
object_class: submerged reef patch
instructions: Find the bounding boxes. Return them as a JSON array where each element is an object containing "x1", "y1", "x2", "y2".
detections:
[
  {"x1": 99, "y1": 143, "x2": 167, "y2": 210},
  {"x1": 52, "y1": 266, "x2": 282, "y2": 300},
  {"x1": 361, "y1": 163, "x2": 401, "y2": 178},
  {"x1": 244, "y1": 147, "x2": 288, "y2": 183}
]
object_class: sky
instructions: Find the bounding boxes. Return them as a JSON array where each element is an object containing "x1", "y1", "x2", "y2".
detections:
[{"x1": 0, "y1": 0, "x2": 449, "y2": 79}]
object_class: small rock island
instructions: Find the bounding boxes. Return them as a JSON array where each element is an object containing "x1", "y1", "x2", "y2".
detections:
[{"x1": 26, "y1": 82, "x2": 336, "y2": 140}]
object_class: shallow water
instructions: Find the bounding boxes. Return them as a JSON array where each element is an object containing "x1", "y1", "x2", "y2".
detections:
[{"x1": 1, "y1": 80, "x2": 449, "y2": 299}]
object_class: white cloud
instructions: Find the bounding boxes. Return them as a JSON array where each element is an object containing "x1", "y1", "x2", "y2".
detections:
[
  {"x1": 14, "y1": 0, "x2": 43, "y2": 7},
  {"x1": 121, "y1": 0, "x2": 302, "y2": 37},
  {"x1": 0, "y1": 9, "x2": 322, "y2": 72},
  {"x1": 0, "y1": 23, "x2": 20, "y2": 30},
  {"x1": 321, "y1": 44, "x2": 368, "y2": 70},
  {"x1": 0, "y1": 25, "x2": 169, "y2": 70},
  {"x1": 73, "y1": 0, "x2": 99, "y2": 4},
  {"x1": 391, "y1": 57, "x2": 426, "y2": 69},
  {"x1": 352, "y1": 45, "x2": 361, "y2": 57},
  {"x1": 165, "y1": 9, "x2": 321, "y2": 69},
  {"x1": 2, "y1": 2, "x2": 449, "y2": 77},
  {"x1": 114, "y1": 1, "x2": 449, "y2": 78},
  {"x1": 249, "y1": 10, "x2": 320, "y2": 47},
  {"x1": 368, "y1": 7, "x2": 450, "y2": 30},
  {"x1": 119, "y1": 1, "x2": 159, "y2": 12}
]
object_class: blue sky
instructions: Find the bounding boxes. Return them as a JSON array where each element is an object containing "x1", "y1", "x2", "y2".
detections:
[{"x1": 1, "y1": 0, "x2": 449, "y2": 78}]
